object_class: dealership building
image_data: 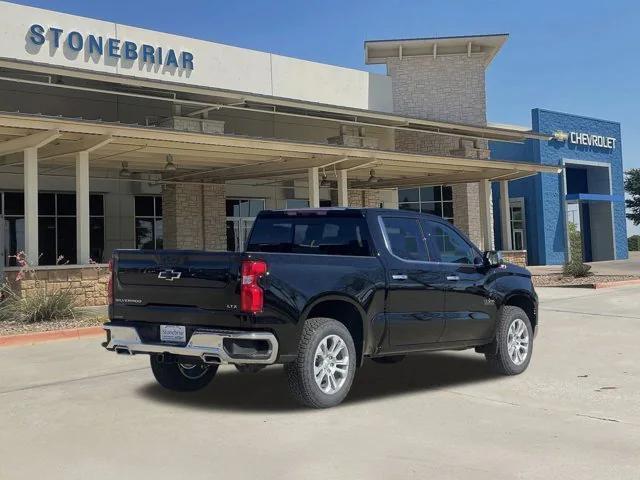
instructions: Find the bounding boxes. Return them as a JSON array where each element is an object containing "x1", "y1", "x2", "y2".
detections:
[{"x1": 0, "y1": 2, "x2": 628, "y2": 305}]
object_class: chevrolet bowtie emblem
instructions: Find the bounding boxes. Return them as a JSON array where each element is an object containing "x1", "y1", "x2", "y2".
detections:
[{"x1": 158, "y1": 269, "x2": 182, "y2": 281}]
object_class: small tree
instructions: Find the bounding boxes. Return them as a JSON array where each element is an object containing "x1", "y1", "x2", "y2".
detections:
[
  {"x1": 629, "y1": 235, "x2": 640, "y2": 252},
  {"x1": 563, "y1": 222, "x2": 592, "y2": 277},
  {"x1": 625, "y1": 169, "x2": 640, "y2": 226}
]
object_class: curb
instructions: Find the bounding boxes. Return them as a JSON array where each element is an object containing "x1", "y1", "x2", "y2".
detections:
[
  {"x1": 591, "y1": 279, "x2": 640, "y2": 289},
  {"x1": 0, "y1": 326, "x2": 104, "y2": 347}
]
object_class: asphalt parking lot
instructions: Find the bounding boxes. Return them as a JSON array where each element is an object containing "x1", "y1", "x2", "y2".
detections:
[{"x1": 1, "y1": 286, "x2": 639, "y2": 480}]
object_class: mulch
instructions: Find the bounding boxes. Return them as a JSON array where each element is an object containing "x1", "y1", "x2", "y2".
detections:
[
  {"x1": 0, "y1": 315, "x2": 105, "y2": 337},
  {"x1": 533, "y1": 274, "x2": 640, "y2": 288}
]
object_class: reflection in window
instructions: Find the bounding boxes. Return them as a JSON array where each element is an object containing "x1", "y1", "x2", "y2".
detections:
[
  {"x1": 381, "y1": 217, "x2": 428, "y2": 261},
  {"x1": 135, "y1": 196, "x2": 163, "y2": 250},
  {"x1": 398, "y1": 186, "x2": 454, "y2": 223}
]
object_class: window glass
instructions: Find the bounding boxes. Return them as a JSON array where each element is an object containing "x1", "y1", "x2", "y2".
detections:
[
  {"x1": 90, "y1": 217, "x2": 105, "y2": 263},
  {"x1": 90, "y1": 194, "x2": 104, "y2": 216},
  {"x1": 423, "y1": 220, "x2": 478, "y2": 264},
  {"x1": 398, "y1": 188, "x2": 419, "y2": 203},
  {"x1": 38, "y1": 193, "x2": 55, "y2": 216},
  {"x1": 420, "y1": 186, "x2": 441, "y2": 202},
  {"x1": 57, "y1": 217, "x2": 77, "y2": 264},
  {"x1": 285, "y1": 199, "x2": 309, "y2": 209},
  {"x1": 4, "y1": 192, "x2": 24, "y2": 216},
  {"x1": 154, "y1": 196, "x2": 163, "y2": 217},
  {"x1": 247, "y1": 217, "x2": 371, "y2": 256},
  {"x1": 154, "y1": 219, "x2": 163, "y2": 249},
  {"x1": 398, "y1": 203, "x2": 420, "y2": 212},
  {"x1": 5, "y1": 217, "x2": 24, "y2": 266},
  {"x1": 57, "y1": 194, "x2": 76, "y2": 215},
  {"x1": 135, "y1": 196, "x2": 155, "y2": 217},
  {"x1": 421, "y1": 202, "x2": 442, "y2": 217},
  {"x1": 442, "y1": 186, "x2": 453, "y2": 201},
  {"x1": 135, "y1": 218, "x2": 155, "y2": 250},
  {"x1": 381, "y1": 217, "x2": 428, "y2": 261},
  {"x1": 38, "y1": 217, "x2": 56, "y2": 265}
]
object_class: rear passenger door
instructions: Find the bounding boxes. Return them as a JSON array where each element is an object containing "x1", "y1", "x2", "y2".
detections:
[
  {"x1": 378, "y1": 216, "x2": 448, "y2": 348},
  {"x1": 421, "y1": 219, "x2": 497, "y2": 343}
]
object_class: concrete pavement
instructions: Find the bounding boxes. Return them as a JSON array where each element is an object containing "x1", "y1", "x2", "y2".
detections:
[
  {"x1": 528, "y1": 251, "x2": 640, "y2": 276},
  {"x1": 1, "y1": 286, "x2": 639, "y2": 479}
]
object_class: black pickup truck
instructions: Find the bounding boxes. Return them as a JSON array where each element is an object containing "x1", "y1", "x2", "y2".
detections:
[{"x1": 104, "y1": 208, "x2": 537, "y2": 408}]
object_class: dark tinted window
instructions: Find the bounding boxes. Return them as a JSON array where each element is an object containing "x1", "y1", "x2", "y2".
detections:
[
  {"x1": 381, "y1": 217, "x2": 428, "y2": 261},
  {"x1": 422, "y1": 220, "x2": 478, "y2": 264},
  {"x1": 247, "y1": 217, "x2": 371, "y2": 256},
  {"x1": 135, "y1": 196, "x2": 155, "y2": 217},
  {"x1": 4, "y1": 192, "x2": 24, "y2": 215},
  {"x1": 90, "y1": 194, "x2": 104, "y2": 216},
  {"x1": 57, "y1": 194, "x2": 76, "y2": 215}
]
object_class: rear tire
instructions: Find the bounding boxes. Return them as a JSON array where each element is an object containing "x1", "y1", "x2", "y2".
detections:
[
  {"x1": 285, "y1": 317, "x2": 356, "y2": 408},
  {"x1": 485, "y1": 306, "x2": 533, "y2": 375},
  {"x1": 150, "y1": 355, "x2": 218, "y2": 392},
  {"x1": 371, "y1": 355, "x2": 406, "y2": 364}
]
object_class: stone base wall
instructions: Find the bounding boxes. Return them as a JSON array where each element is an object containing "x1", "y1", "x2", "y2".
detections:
[
  {"x1": 452, "y1": 183, "x2": 483, "y2": 247},
  {"x1": 4, "y1": 265, "x2": 110, "y2": 307},
  {"x1": 348, "y1": 189, "x2": 381, "y2": 208},
  {"x1": 501, "y1": 250, "x2": 528, "y2": 267},
  {"x1": 163, "y1": 182, "x2": 226, "y2": 251}
]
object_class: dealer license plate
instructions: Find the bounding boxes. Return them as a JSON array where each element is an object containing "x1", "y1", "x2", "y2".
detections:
[{"x1": 160, "y1": 325, "x2": 186, "y2": 343}]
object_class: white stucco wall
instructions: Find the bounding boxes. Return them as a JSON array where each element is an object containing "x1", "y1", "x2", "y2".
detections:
[{"x1": 0, "y1": 1, "x2": 393, "y2": 112}]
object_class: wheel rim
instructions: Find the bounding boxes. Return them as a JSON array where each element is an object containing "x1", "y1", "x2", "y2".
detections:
[
  {"x1": 507, "y1": 318, "x2": 529, "y2": 366},
  {"x1": 178, "y1": 363, "x2": 210, "y2": 380},
  {"x1": 314, "y1": 334, "x2": 349, "y2": 395}
]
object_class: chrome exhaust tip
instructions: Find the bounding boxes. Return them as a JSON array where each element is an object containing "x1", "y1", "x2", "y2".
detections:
[{"x1": 202, "y1": 354, "x2": 221, "y2": 364}]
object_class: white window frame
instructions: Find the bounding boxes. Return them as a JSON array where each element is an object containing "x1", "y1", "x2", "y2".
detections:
[{"x1": 509, "y1": 197, "x2": 527, "y2": 251}]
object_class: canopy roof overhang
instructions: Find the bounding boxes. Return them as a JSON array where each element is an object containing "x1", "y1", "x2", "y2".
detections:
[
  {"x1": 0, "y1": 59, "x2": 550, "y2": 145},
  {"x1": 0, "y1": 112, "x2": 560, "y2": 188}
]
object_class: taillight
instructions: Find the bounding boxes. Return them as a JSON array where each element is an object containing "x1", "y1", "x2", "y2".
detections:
[
  {"x1": 107, "y1": 259, "x2": 114, "y2": 306},
  {"x1": 240, "y1": 260, "x2": 267, "y2": 313}
]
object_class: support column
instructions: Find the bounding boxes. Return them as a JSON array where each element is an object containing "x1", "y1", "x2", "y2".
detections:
[
  {"x1": 308, "y1": 167, "x2": 320, "y2": 208},
  {"x1": 478, "y1": 179, "x2": 494, "y2": 251},
  {"x1": 337, "y1": 170, "x2": 348, "y2": 207},
  {"x1": 23, "y1": 147, "x2": 39, "y2": 265},
  {"x1": 75, "y1": 151, "x2": 91, "y2": 264},
  {"x1": 499, "y1": 180, "x2": 512, "y2": 251}
]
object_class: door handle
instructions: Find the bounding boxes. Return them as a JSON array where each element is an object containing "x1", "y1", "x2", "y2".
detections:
[
  {"x1": 391, "y1": 274, "x2": 408, "y2": 280},
  {"x1": 446, "y1": 275, "x2": 460, "y2": 281}
]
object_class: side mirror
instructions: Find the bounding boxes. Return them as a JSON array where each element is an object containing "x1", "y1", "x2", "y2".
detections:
[{"x1": 483, "y1": 250, "x2": 505, "y2": 268}]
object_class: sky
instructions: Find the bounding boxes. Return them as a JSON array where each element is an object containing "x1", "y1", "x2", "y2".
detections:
[{"x1": 11, "y1": 0, "x2": 640, "y2": 234}]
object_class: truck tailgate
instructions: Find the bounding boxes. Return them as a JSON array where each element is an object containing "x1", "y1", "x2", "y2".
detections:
[{"x1": 111, "y1": 250, "x2": 244, "y2": 326}]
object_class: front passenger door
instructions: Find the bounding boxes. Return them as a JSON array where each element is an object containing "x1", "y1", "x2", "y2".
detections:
[
  {"x1": 379, "y1": 216, "x2": 447, "y2": 348},
  {"x1": 422, "y1": 220, "x2": 498, "y2": 342}
]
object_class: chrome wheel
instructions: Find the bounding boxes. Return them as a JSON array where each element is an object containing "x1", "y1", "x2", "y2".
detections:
[
  {"x1": 178, "y1": 363, "x2": 210, "y2": 380},
  {"x1": 507, "y1": 318, "x2": 529, "y2": 366},
  {"x1": 314, "y1": 334, "x2": 349, "y2": 395}
]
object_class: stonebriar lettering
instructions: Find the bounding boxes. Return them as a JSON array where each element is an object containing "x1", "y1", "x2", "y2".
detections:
[
  {"x1": 569, "y1": 131, "x2": 616, "y2": 149},
  {"x1": 28, "y1": 24, "x2": 194, "y2": 70}
]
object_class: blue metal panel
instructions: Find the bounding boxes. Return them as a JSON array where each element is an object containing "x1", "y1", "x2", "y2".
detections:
[
  {"x1": 490, "y1": 108, "x2": 628, "y2": 265},
  {"x1": 565, "y1": 193, "x2": 624, "y2": 202}
]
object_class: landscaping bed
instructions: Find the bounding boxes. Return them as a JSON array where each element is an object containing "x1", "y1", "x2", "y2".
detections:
[
  {"x1": 533, "y1": 274, "x2": 640, "y2": 288},
  {"x1": 0, "y1": 315, "x2": 105, "y2": 337}
]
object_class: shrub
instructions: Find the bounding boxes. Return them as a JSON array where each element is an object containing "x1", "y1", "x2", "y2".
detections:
[
  {"x1": 0, "y1": 283, "x2": 80, "y2": 323},
  {"x1": 563, "y1": 221, "x2": 592, "y2": 278},
  {"x1": 629, "y1": 235, "x2": 640, "y2": 252}
]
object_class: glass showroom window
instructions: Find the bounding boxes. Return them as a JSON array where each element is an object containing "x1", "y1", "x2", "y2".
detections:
[
  {"x1": 226, "y1": 198, "x2": 265, "y2": 251},
  {"x1": 510, "y1": 199, "x2": 527, "y2": 251},
  {"x1": 135, "y1": 196, "x2": 163, "y2": 250},
  {"x1": 398, "y1": 186, "x2": 454, "y2": 222},
  {"x1": 1, "y1": 192, "x2": 104, "y2": 266}
]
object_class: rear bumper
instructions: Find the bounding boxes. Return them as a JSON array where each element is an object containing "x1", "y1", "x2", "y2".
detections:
[{"x1": 103, "y1": 323, "x2": 279, "y2": 365}]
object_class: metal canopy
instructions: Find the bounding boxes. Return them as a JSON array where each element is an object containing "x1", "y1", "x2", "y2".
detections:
[{"x1": 0, "y1": 111, "x2": 560, "y2": 188}]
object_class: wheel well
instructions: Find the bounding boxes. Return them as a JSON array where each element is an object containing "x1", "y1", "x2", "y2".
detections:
[
  {"x1": 505, "y1": 295, "x2": 537, "y2": 329},
  {"x1": 306, "y1": 300, "x2": 364, "y2": 364}
]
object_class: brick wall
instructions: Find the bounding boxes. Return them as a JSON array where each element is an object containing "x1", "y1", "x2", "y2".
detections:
[
  {"x1": 163, "y1": 182, "x2": 226, "y2": 250},
  {"x1": 501, "y1": 250, "x2": 528, "y2": 267},
  {"x1": 386, "y1": 54, "x2": 490, "y2": 246},
  {"x1": 4, "y1": 265, "x2": 110, "y2": 307}
]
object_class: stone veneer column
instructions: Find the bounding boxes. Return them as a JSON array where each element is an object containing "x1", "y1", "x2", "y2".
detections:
[
  {"x1": 348, "y1": 189, "x2": 381, "y2": 208},
  {"x1": 203, "y1": 184, "x2": 227, "y2": 251},
  {"x1": 385, "y1": 54, "x2": 491, "y2": 246},
  {"x1": 163, "y1": 182, "x2": 227, "y2": 250}
]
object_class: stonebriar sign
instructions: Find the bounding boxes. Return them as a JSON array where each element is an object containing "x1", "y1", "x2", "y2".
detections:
[{"x1": 28, "y1": 23, "x2": 195, "y2": 70}]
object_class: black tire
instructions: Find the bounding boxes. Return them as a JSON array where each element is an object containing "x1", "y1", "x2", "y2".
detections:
[
  {"x1": 485, "y1": 306, "x2": 533, "y2": 375},
  {"x1": 371, "y1": 355, "x2": 406, "y2": 364},
  {"x1": 150, "y1": 355, "x2": 218, "y2": 392},
  {"x1": 285, "y1": 317, "x2": 357, "y2": 408}
]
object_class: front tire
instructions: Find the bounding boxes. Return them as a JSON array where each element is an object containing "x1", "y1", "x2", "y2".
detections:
[
  {"x1": 485, "y1": 306, "x2": 533, "y2": 375},
  {"x1": 285, "y1": 317, "x2": 357, "y2": 408},
  {"x1": 150, "y1": 355, "x2": 218, "y2": 392}
]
